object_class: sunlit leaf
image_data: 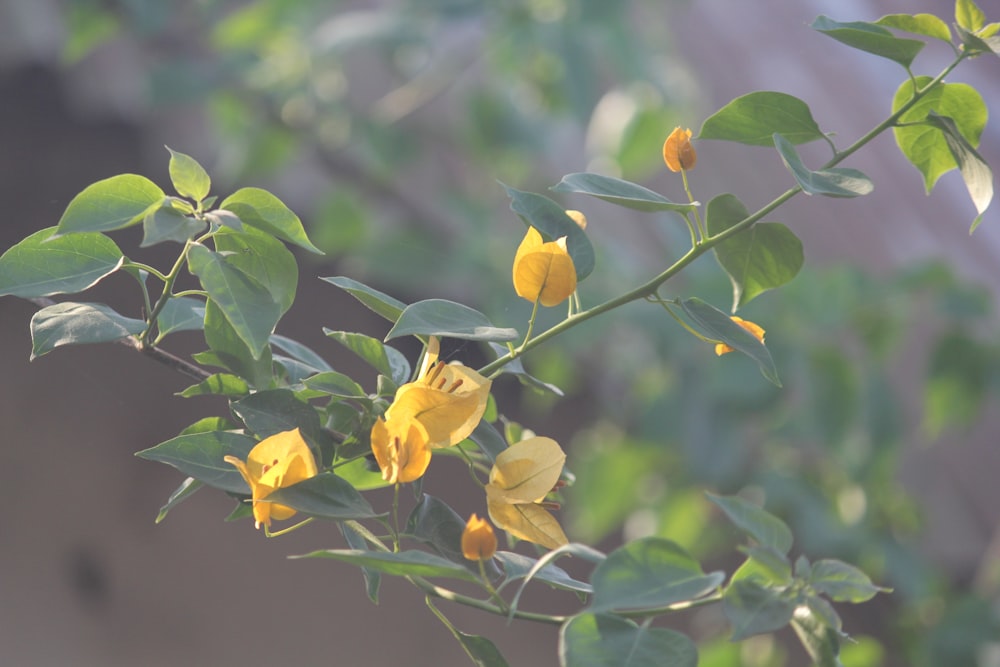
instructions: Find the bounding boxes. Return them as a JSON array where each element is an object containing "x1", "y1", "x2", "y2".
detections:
[
  {"x1": 559, "y1": 613, "x2": 697, "y2": 667},
  {"x1": 55, "y1": 174, "x2": 165, "y2": 234},
  {"x1": 698, "y1": 91, "x2": 824, "y2": 146},
  {"x1": 30, "y1": 301, "x2": 145, "y2": 359},
  {"x1": 386, "y1": 299, "x2": 518, "y2": 342},
  {"x1": 0, "y1": 227, "x2": 123, "y2": 298},
  {"x1": 811, "y1": 15, "x2": 924, "y2": 68},
  {"x1": 551, "y1": 173, "x2": 697, "y2": 213}
]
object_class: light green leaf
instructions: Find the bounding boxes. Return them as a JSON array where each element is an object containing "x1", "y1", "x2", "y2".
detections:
[
  {"x1": 155, "y1": 296, "x2": 206, "y2": 337},
  {"x1": 135, "y1": 430, "x2": 257, "y2": 493},
  {"x1": 30, "y1": 301, "x2": 145, "y2": 359},
  {"x1": 590, "y1": 538, "x2": 724, "y2": 612},
  {"x1": 706, "y1": 194, "x2": 803, "y2": 310},
  {"x1": 707, "y1": 493, "x2": 793, "y2": 555},
  {"x1": 811, "y1": 15, "x2": 924, "y2": 68},
  {"x1": 0, "y1": 227, "x2": 123, "y2": 298},
  {"x1": 956, "y1": 24, "x2": 1000, "y2": 57},
  {"x1": 167, "y1": 146, "x2": 211, "y2": 201},
  {"x1": 956, "y1": 0, "x2": 986, "y2": 32},
  {"x1": 925, "y1": 112, "x2": 993, "y2": 220},
  {"x1": 551, "y1": 173, "x2": 698, "y2": 213},
  {"x1": 809, "y1": 559, "x2": 889, "y2": 603},
  {"x1": 791, "y1": 604, "x2": 844, "y2": 667},
  {"x1": 214, "y1": 227, "x2": 298, "y2": 314},
  {"x1": 56, "y1": 174, "x2": 165, "y2": 234},
  {"x1": 386, "y1": 299, "x2": 519, "y2": 342},
  {"x1": 293, "y1": 549, "x2": 479, "y2": 582},
  {"x1": 188, "y1": 243, "x2": 282, "y2": 359},
  {"x1": 325, "y1": 330, "x2": 411, "y2": 385},
  {"x1": 264, "y1": 472, "x2": 380, "y2": 520},
  {"x1": 892, "y1": 77, "x2": 987, "y2": 192},
  {"x1": 679, "y1": 298, "x2": 780, "y2": 386},
  {"x1": 773, "y1": 134, "x2": 874, "y2": 197},
  {"x1": 303, "y1": 371, "x2": 368, "y2": 399},
  {"x1": 723, "y1": 579, "x2": 797, "y2": 640},
  {"x1": 141, "y1": 204, "x2": 206, "y2": 247},
  {"x1": 698, "y1": 91, "x2": 824, "y2": 146},
  {"x1": 502, "y1": 184, "x2": 595, "y2": 281},
  {"x1": 177, "y1": 373, "x2": 250, "y2": 399},
  {"x1": 154, "y1": 477, "x2": 203, "y2": 524},
  {"x1": 732, "y1": 546, "x2": 793, "y2": 586},
  {"x1": 874, "y1": 13, "x2": 951, "y2": 42},
  {"x1": 559, "y1": 613, "x2": 697, "y2": 667},
  {"x1": 320, "y1": 276, "x2": 407, "y2": 323},
  {"x1": 220, "y1": 186, "x2": 322, "y2": 254}
]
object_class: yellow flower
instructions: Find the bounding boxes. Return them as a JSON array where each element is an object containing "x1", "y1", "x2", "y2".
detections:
[
  {"x1": 512, "y1": 226, "x2": 577, "y2": 307},
  {"x1": 486, "y1": 436, "x2": 568, "y2": 549},
  {"x1": 715, "y1": 316, "x2": 766, "y2": 356},
  {"x1": 223, "y1": 428, "x2": 319, "y2": 530},
  {"x1": 461, "y1": 514, "x2": 498, "y2": 561},
  {"x1": 663, "y1": 127, "x2": 697, "y2": 172},
  {"x1": 370, "y1": 415, "x2": 432, "y2": 484}
]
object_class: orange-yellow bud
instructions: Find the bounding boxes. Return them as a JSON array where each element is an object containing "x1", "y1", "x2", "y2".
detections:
[
  {"x1": 461, "y1": 514, "x2": 498, "y2": 561},
  {"x1": 663, "y1": 127, "x2": 697, "y2": 172},
  {"x1": 715, "y1": 316, "x2": 765, "y2": 356}
]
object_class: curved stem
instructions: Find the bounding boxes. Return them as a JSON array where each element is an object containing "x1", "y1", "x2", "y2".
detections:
[{"x1": 139, "y1": 239, "x2": 195, "y2": 347}]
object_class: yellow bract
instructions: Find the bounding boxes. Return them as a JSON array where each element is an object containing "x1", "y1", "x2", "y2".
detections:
[
  {"x1": 486, "y1": 436, "x2": 568, "y2": 549},
  {"x1": 663, "y1": 126, "x2": 697, "y2": 172},
  {"x1": 461, "y1": 514, "x2": 498, "y2": 561},
  {"x1": 370, "y1": 415, "x2": 432, "y2": 484},
  {"x1": 223, "y1": 428, "x2": 319, "y2": 530},
  {"x1": 512, "y1": 227, "x2": 577, "y2": 307},
  {"x1": 715, "y1": 316, "x2": 766, "y2": 356}
]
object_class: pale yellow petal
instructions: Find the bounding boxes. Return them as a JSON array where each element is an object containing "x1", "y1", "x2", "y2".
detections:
[
  {"x1": 487, "y1": 499, "x2": 568, "y2": 550},
  {"x1": 487, "y1": 436, "x2": 565, "y2": 503}
]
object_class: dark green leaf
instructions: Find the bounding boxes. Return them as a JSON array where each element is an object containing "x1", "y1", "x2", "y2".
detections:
[
  {"x1": 924, "y1": 112, "x2": 993, "y2": 221},
  {"x1": 495, "y1": 551, "x2": 592, "y2": 595},
  {"x1": 320, "y1": 276, "x2": 407, "y2": 323},
  {"x1": 707, "y1": 493, "x2": 793, "y2": 554},
  {"x1": 135, "y1": 430, "x2": 257, "y2": 493},
  {"x1": 341, "y1": 522, "x2": 381, "y2": 603},
  {"x1": 0, "y1": 227, "x2": 123, "y2": 298},
  {"x1": 198, "y1": 299, "x2": 275, "y2": 389},
  {"x1": 773, "y1": 134, "x2": 874, "y2": 197},
  {"x1": 155, "y1": 477, "x2": 203, "y2": 524},
  {"x1": 706, "y1": 194, "x2": 804, "y2": 309},
  {"x1": 452, "y1": 631, "x2": 510, "y2": 667},
  {"x1": 811, "y1": 15, "x2": 924, "y2": 68},
  {"x1": 386, "y1": 299, "x2": 519, "y2": 342},
  {"x1": 502, "y1": 184, "x2": 595, "y2": 281},
  {"x1": 270, "y1": 334, "x2": 333, "y2": 373},
  {"x1": 551, "y1": 173, "x2": 698, "y2": 213},
  {"x1": 874, "y1": 13, "x2": 951, "y2": 42},
  {"x1": 293, "y1": 549, "x2": 479, "y2": 581},
  {"x1": 155, "y1": 296, "x2": 206, "y2": 337},
  {"x1": 167, "y1": 146, "x2": 211, "y2": 201},
  {"x1": 220, "y1": 186, "x2": 322, "y2": 254},
  {"x1": 179, "y1": 416, "x2": 239, "y2": 435},
  {"x1": 791, "y1": 603, "x2": 844, "y2": 667},
  {"x1": 325, "y1": 330, "x2": 411, "y2": 385},
  {"x1": 231, "y1": 388, "x2": 322, "y2": 440},
  {"x1": 723, "y1": 579, "x2": 796, "y2": 640},
  {"x1": 809, "y1": 559, "x2": 888, "y2": 603},
  {"x1": 679, "y1": 298, "x2": 780, "y2": 386},
  {"x1": 303, "y1": 371, "x2": 367, "y2": 398},
  {"x1": 264, "y1": 472, "x2": 380, "y2": 520},
  {"x1": 30, "y1": 301, "x2": 146, "y2": 359},
  {"x1": 698, "y1": 91, "x2": 824, "y2": 146},
  {"x1": 406, "y1": 494, "x2": 501, "y2": 577},
  {"x1": 214, "y1": 227, "x2": 298, "y2": 314},
  {"x1": 470, "y1": 420, "x2": 508, "y2": 463},
  {"x1": 55, "y1": 174, "x2": 165, "y2": 234},
  {"x1": 559, "y1": 613, "x2": 697, "y2": 667}
]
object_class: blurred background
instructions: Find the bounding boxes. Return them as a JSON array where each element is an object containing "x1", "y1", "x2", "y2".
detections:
[{"x1": 1, "y1": 0, "x2": 999, "y2": 665}]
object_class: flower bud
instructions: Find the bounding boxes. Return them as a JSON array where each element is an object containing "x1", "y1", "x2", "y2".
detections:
[
  {"x1": 663, "y1": 127, "x2": 697, "y2": 172},
  {"x1": 461, "y1": 514, "x2": 498, "y2": 561},
  {"x1": 715, "y1": 316, "x2": 765, "y2": 356}
]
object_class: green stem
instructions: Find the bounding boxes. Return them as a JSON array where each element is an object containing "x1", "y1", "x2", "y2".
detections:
[{"x1": 139, "y1": 239, "x2": 195, "y2": 347}]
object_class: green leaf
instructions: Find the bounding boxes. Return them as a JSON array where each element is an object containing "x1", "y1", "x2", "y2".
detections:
[
  {"x1": 55, "y1": 174, "x2": 166, "y2": 234},
  {"x1": 732, "y1": 546, "x2": 793, "y2": 585},
  {"x1": 811, "y1": 15, "x2": 924, "y2": 68},
  {"x1": 141, "y1": 204, "x2": 206, "y2": 248},
  {"x1": 791, "y1": 603, "x2": 844, "y2": 667},
  {"x1": 956, "y1": 0, "x2": 986, "y2": 32},
  {"x1": 470, "y1": 419, "x2": 508, "y2": 463},
  {"x1": 809, "y1": 559, "x2": 889, "y2": 603},
  {"x1": 0, "y1": 227, "x2": 123, "y2": 298},
  {"x1": 220, "y1": 186, "x2": 322, "y2": 254},
  {"x1": 923, "y1": 331, "x2": 990, "y2": 435},
  {"x1": 773, "y1": 134, "x2": 875, "y2": 197},
  {"x1": 320, "y1": 276, "x2": 407, "y2": 323},
  {"x1": 167, "y1": 146, "x2": 211, "y2": 201},
  {"x1": 198, "y1": 299, "x2": 274, "y2": 389},
  {"x1": 452, "y1": 630, "x2": 511, "y2": 667},
  {"x1": 325, "y1": 330, "x2": 411, "y2": 385},
  {"x1": 293, "y1": 549, "x2": 479, "y2": 581},
  {"x1": 386, "y1": 299, "x2": 519, "y2": 342},
  {"x1": 177, "y1": 373, "x2": 250, "y2": 398},
  {"x1": 303, "y1": 371, "x2": 367, "y2": 399},
  {"x1": 502, "y1": 184, "x2": 595, "y2": 281},
  {"x1": 341, "y1": 522, "x2": 381, "y2": 603},
  {"x1": 551, "y1": 173, "x2": 698, "y2": 213},
  {"x1": 405, "y1": 494, "x2": 502, "y2": 577},
  {"x1": 188, "y1": 244, "x2": 282, "y2": 359},
  {"x1": 678, "y1": 298, "x2": 780, "y2": 386},
  {"x1": 30, "y1": 301, "x2": 146, "y2": 359},
  {"x1": 135, "y1": 430, "x2": 257, "y2": 493},
  {"x1": 264, "y1": 472, "x2": 380, "y2": 520},
  {"x1": 559, "y1": 613, "x2": 697, "y2": 667},
  {"x1": 270, "y1": 334, "x2": 333, "y2": 373},
  {"x1": 205, "y1": 209, "x2": 244, "y2": 232},
  {"x1": 707, "y1": 493, "x2": 793, "y2": 555},
  {"x1": 214, "y1": 227, "x2": 298, "y2": 314},
  {"x1": 874, "y1": 13, "x2": 952, "y2": 42},
  {"x1": 155, "y1": 477, "x2": 203, "y2": 524},
  {"x1": 956, "y1": 24, "x2": 1000, "y2": 58},
  {"x1": 231, "y1": 388, "x2": 322, "y2": 440},
  {"x1": 723, "y1": 579, "x2": 797, "y2": 640},
  {"x1": 924, "y1": 112, "x2": 993, "y2": 220},
  {"x1": 698, "y1": 91, "x2": 824, "y2": 146},
  {"x1": 155, "y1": 296, "x2": 206, "y2": 337},
  {"x1": 706, "y1": 194, "x2": 804, "y2": 310},
  {"x1": 179, "y1": 416, "x2": 238, "y2": 436},
  {"x1": 487, "y1": 342, "x2": 564, "y2": 397},
  {"x1": 590, "y1": 538, "x2": 724, "y2": 613},
  {"x1": 495, "y1": 551, "x2": 592, "y2": 595},
  {"x1": 892, "y1": 76, "x2": 987, "y2": 192}
]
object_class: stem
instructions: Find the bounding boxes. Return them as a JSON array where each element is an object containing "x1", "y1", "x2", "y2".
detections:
[{"x1": 139, "y1": 239, "x2": 195, "y2": 347}]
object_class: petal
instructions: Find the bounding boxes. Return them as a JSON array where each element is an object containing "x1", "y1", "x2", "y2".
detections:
[
  {"x1": 513, "y1": 236, "x2": 577, "y2": 307},
  {"x1": 487, "y1": 499, "x2": 568, "y2": 549},
  {"x1": 487, "y1": 436, "x2": 565, "y2": 502},
  {"x1": 246, "y1": 428, "x2": 316, "y2": 481},
  {"x1": 370, "y1": 416, "x2": 432, "y2": 484},
  {"x1": 390, "y1": 378, "x2": 490, "y2": 448}
]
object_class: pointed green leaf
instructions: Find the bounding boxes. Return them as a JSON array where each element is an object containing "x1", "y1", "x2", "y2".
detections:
[
  {"x1": 773, "y1": 134, "x2": 874, "y2": 197},
  {"x1": 502, "y1": 184, "x2": 595, "y2": 281},
  {"x1": 590, "y1": 538, "x2": 724, "y2": 612},
  {"x1": 809, "y1": 559, "x2": 889, "y2": 603},
  {"x1": 231, "y1": 388, "x2": 322, "y2": 440},
  {"x1": 386, "y1": 299, "x2": 518, "y2": 342},
  {"x1": 405, "y1": 494, "x2": 502, "y2": 577},
  {"x1": 698, "y1": 91, "x2": 824, "y2": 146},
  {"x1": 30, "y1": 301, "x2": 145, "y2": 359},
  {"x1": 925, "y1": 112, "x2": 993, "y2": 220},
  {"x1": 155, "y1": 477, "x2": 203, "y2": 524},
  {"x1": 732, "y1": 546, "x2": 794, "y2": 586},
  {"x1": 452, "y1": 630, "x2": 510, "y2": 667},
  {"x1": 706, "y1": 194, "x2": 803, "y2": 310},
  {"x1": 177, "y1": 373, "x2": 250, "y2": 398},
  {"x1": 220, "y1": 186, "x2": 322, "y2": 254},
  {"x1": 198, "y1": 299, "x2": 275, "y2": 389},
  {"x1": 791, "y1": 604, "x2": 844, "y2": 667},
  {"x1": 188, "y1": 244, "x2": 282, "y2": 359},
  {"x1": 874, "y1": 13, "x2": 951, "y2": 42},
  {"x1": 559, "y1": 613, "x2": 697, "y2": 667},
  {"x1": 155, "y1": 296, "x2": 206, "y2": 337},
  {"x1": 341, "y1": 522, "x2": 381, "y2": 603},
  {"x1": 141, "y1": 205, "x2": 206, "y2": 247},
  {"x1": 214, "y1": 227, "x2": 298, "y2": 314},
  {"x1": 293, "y1": 549, "x2": 479, "y2": 582},
  {"x1": 892, "y1": 77, "x2": 987, "y2": 192},
  {"x1": 270, "y1": 334, "x2": 333, "y2": 373},
  {"x1": 264, "y1": 472, "x2": 380, "y2": 520},
  {"x1": 723, "y1": 579, "x2": 797, "y2": 640},
  {"x1": 167, "y1": 146, "x2": 211, "y2": 201},
  {"x1": 679, "y1": 298, "x2": 780, "y2": 386},
  {"x1": 811, "y1": 15, "x2": 924, "y2": 68},
  {"x1": 956, "y1": 0, "x2": 986, "y2": 32},
  {"x1": 707, "y1": 493, "x2": 793, "y2": 554},
  {"x1": 551, "y1": 173, "x2": 698, "y2": 213},
  {"x1": 303, "y1": 371, "x2": 368, "y2": 399},
  {"x1": 56, "y1": 174, "x2": 165, "y2": 234},
  {"x1": 135, "y1": 430, "x2": 257, "y2": 493},
  {"x1": 494, "y1": 551, "x2": 592, "y2": 595},
  {"x1": 325, "y1": 330, "x2": 411, "y2": 385},
  {"x1": 320, "y1": 276, "x2": 407, "y2": 323},
  {"x1": 0, "y1": 227, "x2": 123, "y2": 298}
]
